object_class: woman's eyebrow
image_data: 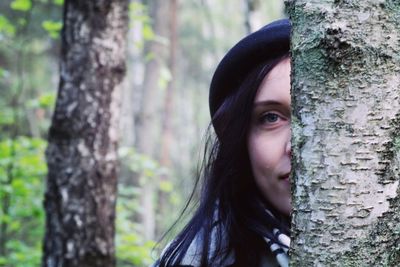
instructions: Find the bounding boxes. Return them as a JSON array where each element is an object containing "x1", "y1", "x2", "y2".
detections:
[{"x1": 253, "y1": 100, "x2": 284, "y2": 107}]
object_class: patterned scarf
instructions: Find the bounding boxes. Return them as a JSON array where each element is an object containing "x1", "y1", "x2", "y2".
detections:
[
  {"x1": 264, "y1": 228, "x2": 290, "y2": 267},
  {"x1": 154, "y1": 208, "x2": 291, "y2": 267}
]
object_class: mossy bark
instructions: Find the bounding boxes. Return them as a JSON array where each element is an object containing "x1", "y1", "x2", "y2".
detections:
[{"x1": 287, "y1": 1, "x2": 400, "y2": 265}]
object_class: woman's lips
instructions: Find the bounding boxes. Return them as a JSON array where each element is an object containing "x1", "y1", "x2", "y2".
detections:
[
  {"x1": 280, "y1": 173, "x2": 291, "y2": 187},
  {"x1": 279, "y1": 173, "x2": 290, "y2": 180}
]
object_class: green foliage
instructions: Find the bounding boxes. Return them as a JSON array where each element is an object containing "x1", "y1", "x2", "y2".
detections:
[
  {"x1": 116, "y1": 186, "x2": 156, "y2": 267},
  {"x1": 26, "y1": 92, "x2": 56, "y2": 109},
  {"x1": 0, "y1": 0, "x2": 60, "y2": 255},
  {"x1": 0, "y1": 136, "x2": 46, "y2": 267},
  {"x1": 10, "y1": 0, "x2": 32, "y2": 12},
  {"x1": 129, "y1": 1, "x2": 155, "y2": 48},
  {"x1": 142, "y1": 24, "x2": 155, "y2": 40},
  {"x1": 129, "y1": 2, "x2": 152, "y2": 28},
  {"x1": 158, "y1": 66, "x2": 172, "y2": 90},
  {"x1": 0, "y1": 15, "x2": 16, "y2": 37},
  {"x1": 53, "y1": 0, "x2": 63, "y2": 5},
  {"x1": 3, "y1": 240, "x2": 42, "y2": 267},
  {"x1": 0, "y1": 108, "x2": 15, "y2": 126},
  {"x1": 119, "y1": 147, "x2": 169, "y2": 184},
  {"x1": 0, "y1": 0, "x2": 63, "y2": 138},
  {"x1": 116, "y1": 147, "x2": 183, "y2": 266},
  {"x1": 159, "y1": 180, "x2": 173, "y2": 193},
  {"x1": 41, "y1": 20, "x2": 62, "y2": 39}
]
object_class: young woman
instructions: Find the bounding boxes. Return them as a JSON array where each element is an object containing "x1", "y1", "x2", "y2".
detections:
[{"x1": 154, "y1": 19, "x2": 291, "y2": 267}]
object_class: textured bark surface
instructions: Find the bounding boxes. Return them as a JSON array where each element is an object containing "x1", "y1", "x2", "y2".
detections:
[
  {"x1": 43, "y1": 1, "x2": 128, "y2": 266},
  {"x1": 287, "y1": 1, "x2": 400, "y2": 266}
]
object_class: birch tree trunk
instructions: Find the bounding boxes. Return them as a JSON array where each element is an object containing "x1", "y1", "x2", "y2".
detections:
[
  {"x1": 287, "y1": 1, "x2": 400, "y2": 265},
  {"x1": 43, "y1": 1, "x2": 128, "y2": 266}
]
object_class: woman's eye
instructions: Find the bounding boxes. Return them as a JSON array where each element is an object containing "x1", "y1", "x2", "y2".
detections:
[{"x1": 259, "y1": 112, "x2": 280, "y2": 124}]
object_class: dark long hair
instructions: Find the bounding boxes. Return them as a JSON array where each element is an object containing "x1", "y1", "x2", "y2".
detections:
[{"x1": 158, "y1": 53, "x2": 290, "y2": 267}]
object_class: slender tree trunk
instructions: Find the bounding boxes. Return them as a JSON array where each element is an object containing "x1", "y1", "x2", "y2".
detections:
[
  {"x1": 156, "y1": 0, "x2": 178, "y2": 238},
  {"x1": 120, "y1": 0, "x2": 144, "y2": 153},
  {"x1": 42, "y1": 1, "x2": 128, "y2": 266},
  {"x1": 243, "y1": 0, "x2": 260, "y2": 34},
  {"x1": 160, "y1": 0, "x2": 178, "y2": 170},
  {"x1": 287, "y1": 1, "x2": 400, "y2": 265},
  {"x1": 135, "y1": 0, "x2": 169, "y2": 241}
]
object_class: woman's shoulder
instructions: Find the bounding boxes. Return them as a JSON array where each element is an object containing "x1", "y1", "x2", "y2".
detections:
[
  {"x1": 152, "y1": 224, "x2": 281, "y2": 267},
  {"x1": 153, "y1": 221, "x2": 234, "y2": 267}
]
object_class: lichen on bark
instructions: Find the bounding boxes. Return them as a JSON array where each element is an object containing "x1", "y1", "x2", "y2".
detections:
[{"x1": 287, "y1": 0, "x2": 400, "y2": 265}]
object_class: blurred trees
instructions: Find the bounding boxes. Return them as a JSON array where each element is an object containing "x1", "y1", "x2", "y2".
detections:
[
  {"x1": 0, "y1": 0, "x2": 283, "y2": 266},
  {"x1": 128, "y1": 0, "x2": 285, "y2": 246},
  {"x1": 135, "y1": 0, "x2": 170, "y2": 241}
]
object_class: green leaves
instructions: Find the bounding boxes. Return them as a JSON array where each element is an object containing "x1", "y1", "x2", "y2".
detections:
[
  {"x1": 0, "y1": 15, "x2": 16, "y2": 37},
  {"x1": 116, "y1": 184, "x2": 156, "y2": 266},
  {"x1": 10, "y1": 0, "x2": 32, "y2": 12},
  {"x1": 119, "y1": 147, "x2": 169, "y2": 183},
  {"x1": 142, "y1": 24, "x2": 155, "y2": 40},
  {"x1": 0, "y1": 108, "x2": 15, "y2": 126},
  {"x1": 42, "y1": 20, "x2": 62, "y2": 39},
  {"x1": 53, "y1": 0, "x2": 64, "y2": 5},
  {"x1": 159, "y1": 180, "x2": 173, "y2": 193},
  {"x1": 128, "y1": 1, "x2": 155, "y2": 49},
  {"x1": 0, "y1": 137, "x2": 46, "y2": 267},
  {"x1": 26, "y1": 92, "x2": 56, "y2": 109},
  {"x1": 3, "y1": 240, "x2": 42, "y2": 267},
  {"x1": 8, "y1": 0, "x2": 63, "y2": 39},
  {"x1": 0, "y1": 2, "x2": 69, "y2": 264}
]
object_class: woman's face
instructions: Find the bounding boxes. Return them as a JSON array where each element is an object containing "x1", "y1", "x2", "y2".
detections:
[{"x1": 247, "y1": 58, "x2": 291, "y2": 217}]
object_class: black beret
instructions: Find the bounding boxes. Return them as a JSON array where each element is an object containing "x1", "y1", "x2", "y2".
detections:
[{"x1": 209, "y1": 19, "x2": 291, "y2": 117}]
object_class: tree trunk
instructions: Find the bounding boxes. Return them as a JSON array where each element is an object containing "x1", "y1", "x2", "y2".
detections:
[
  {"x1": 156, "y1": 0, "x2": 179, "y2": 238},
  {"x1": 135, "y1": 0, "x2": 169, "y2": 241},
  {"x1": 42, "y1": 1, "x2": 128, "y2": 266},
  {"x1": 287, "y1": 1, "x2": 400, "y2": 265},
  {"x1": 243, "y1": 0, "x2": 260, "y2": 34}
]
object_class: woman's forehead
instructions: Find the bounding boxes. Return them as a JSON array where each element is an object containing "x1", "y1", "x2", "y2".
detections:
[{"x1": 255, "y1": 59, "x2": 291, "y2": 103}]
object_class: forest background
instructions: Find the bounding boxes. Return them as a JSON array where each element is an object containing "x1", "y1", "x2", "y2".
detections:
[{"x1": 0, "y1": 0, "x2": 284, "y2": 266}]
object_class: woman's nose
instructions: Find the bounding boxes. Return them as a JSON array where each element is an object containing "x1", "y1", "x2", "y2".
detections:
[{"x1": 285, "y1": 136, "x2": 291, "y2": 157}]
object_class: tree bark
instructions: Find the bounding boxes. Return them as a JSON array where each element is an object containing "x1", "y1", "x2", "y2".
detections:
[
  {"x1": 287, "y1": 1, "x2": 400, "y2": 265},
  {"x1": 42, "y1": 1, "x2": 128, "y2": 266}
]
